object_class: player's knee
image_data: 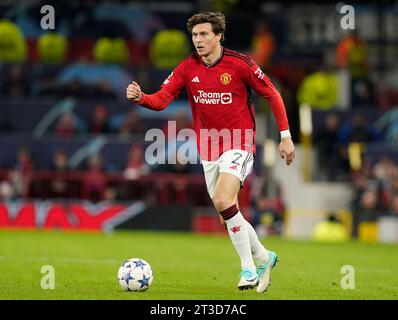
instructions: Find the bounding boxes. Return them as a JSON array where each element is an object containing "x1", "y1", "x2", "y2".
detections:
[{"x1": 213, "y1": 196, "x2": 235, "y2": 213}]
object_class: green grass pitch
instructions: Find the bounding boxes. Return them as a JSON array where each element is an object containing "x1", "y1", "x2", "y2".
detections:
[{"x1": 0, "y1": 229, "x2": 397, "y2": 300}]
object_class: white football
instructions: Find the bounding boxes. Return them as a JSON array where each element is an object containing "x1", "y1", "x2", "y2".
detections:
[{"x1": 118, "y1": 258, "x2": 154, "y2": 292}]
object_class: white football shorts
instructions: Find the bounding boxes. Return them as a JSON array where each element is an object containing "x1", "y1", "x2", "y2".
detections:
[{"x1": 201, "y1": 149, "x2": 254, "y2": 199}]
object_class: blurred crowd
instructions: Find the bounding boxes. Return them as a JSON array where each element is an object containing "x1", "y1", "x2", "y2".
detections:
[
  {"x1": 352, "y1": 157, "x2": 398, "y2": 218},
  {"x1": 0, "y1": 2, "x2": 397, "y2": 228},
  {"x1": 312, "y1": 109, "x2": 398, "y2": 222},
  {"x1": 0, "y1": 139, "x2": 199, "y2": 203}
]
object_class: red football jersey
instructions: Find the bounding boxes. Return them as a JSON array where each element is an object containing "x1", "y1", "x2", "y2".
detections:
[{"x1": 139, "y1": 47, "x2": 289, "y2": 161}]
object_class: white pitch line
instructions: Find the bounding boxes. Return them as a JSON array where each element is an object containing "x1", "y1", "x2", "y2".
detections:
[{"x1": 0, "y1": 256, "x2": 120, "y2": 265}]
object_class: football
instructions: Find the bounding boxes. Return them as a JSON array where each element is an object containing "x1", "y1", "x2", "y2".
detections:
[{"x1": 117, "y1": 258, "x2": 154, "y2": 292}]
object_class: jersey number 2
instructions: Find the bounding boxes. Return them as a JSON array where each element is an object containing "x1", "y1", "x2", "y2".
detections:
[{"x1": 232, "y1": 152, "x2": 243, "y2": 165}]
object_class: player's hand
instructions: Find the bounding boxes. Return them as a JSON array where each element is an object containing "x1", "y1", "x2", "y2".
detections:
[
  {"x1": 279, "y1": 137, "x2": 295, "y2": 166},
  {"x1": 126, "y1": 81, "x2": 142, "y2": 102}
]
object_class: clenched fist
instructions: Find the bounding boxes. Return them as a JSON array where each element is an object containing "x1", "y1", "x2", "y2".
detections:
[{"x1": 126, "y1": 81, "x2": 142, "y2": 102}]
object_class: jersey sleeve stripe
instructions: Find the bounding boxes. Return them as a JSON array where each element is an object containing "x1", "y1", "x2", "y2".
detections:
[{"x1": 224, "y1": 49, "x2": 253, "y2": 66}]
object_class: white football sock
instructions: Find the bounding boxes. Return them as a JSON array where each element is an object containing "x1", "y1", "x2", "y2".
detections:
[
  {"x1": 245, "y1": 220, "x2": 269, "y2": 265},
  {"x1": 225, "y1": 211, "x2": 256, "y2": 272}
]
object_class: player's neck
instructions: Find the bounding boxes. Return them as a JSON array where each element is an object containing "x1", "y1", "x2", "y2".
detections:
[{"x1": 202, "y1": 45, "x2": 222, "y2": 66}]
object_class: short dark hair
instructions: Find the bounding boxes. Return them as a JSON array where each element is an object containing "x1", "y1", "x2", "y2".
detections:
[{"x1": 187, "y1": 12, "x2": 226, "y2": 41}]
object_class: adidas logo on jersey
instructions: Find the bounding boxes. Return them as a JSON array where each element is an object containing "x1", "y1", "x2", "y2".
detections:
[{"x1": 191, "y1": 76, "x2": 200, "y2": 83}]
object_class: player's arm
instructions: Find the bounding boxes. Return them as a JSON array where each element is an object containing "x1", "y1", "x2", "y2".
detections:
[
  {"x1": 126, "y1": 82, "x2": 175, "y2": 111},
  {"x1": 245, "y1": 61, "x2": 295, "y2": 165},
  {"x1": 126, "y1": 62, "x2": 186, "y2": 111}
]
